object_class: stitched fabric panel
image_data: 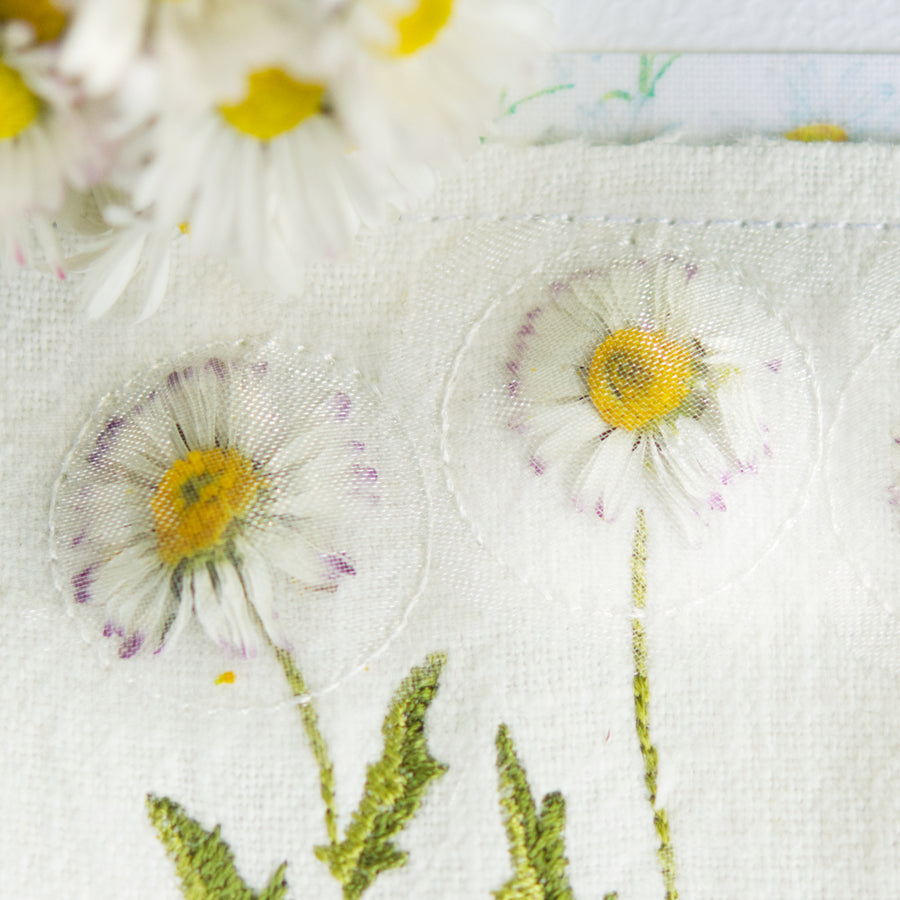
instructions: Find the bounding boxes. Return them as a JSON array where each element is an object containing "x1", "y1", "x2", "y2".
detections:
[{"x1": 2, "y1": 142, "x2": 898, "y2": 899}]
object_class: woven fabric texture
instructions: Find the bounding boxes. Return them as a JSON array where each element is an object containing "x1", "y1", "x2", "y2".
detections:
[{"x1": 2, "y1": 141, "x2": 898, "y2": 899}]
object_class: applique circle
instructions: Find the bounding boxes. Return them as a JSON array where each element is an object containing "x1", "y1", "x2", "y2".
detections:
[
  {"x1": 828, "y1": 323, "x2": 900, "y2": 614},
  {"x1": 442, "y1": 243, "x2": 820, "y2": 616},
  {"x1": 50, "y1": 340, "x2": 429, "y2": 705}
]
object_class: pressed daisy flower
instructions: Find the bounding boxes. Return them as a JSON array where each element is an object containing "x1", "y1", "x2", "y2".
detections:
[
  {"x1": 505, "y1": 254, "x2": 771, "y2": 529},
  {"x1": 443, "y1": 240, "x2": 817, "y2": 613},
  {"x1": 333, "y1": 0, "x2": 550, "y2": 160},
  {"x1": 0, "y1": 19, "x2": 111, "y2": 274},
  {"x1": 51, "y1": 343, "x2": 401, "y2": 662}
]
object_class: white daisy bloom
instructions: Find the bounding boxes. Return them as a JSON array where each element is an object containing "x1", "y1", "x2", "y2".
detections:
[
  {"x1": 51, "y1": 342, "x2": 428, "y2": 669},
  {"x1": 0, "y1": 18, "x2": 112, "y2": 274},
  {"x1": 442, "y1": 239, "x2": 818, "y2": 613},
  {"x1": 123, "y1": 2, "x2": 391, "y2": 287},
  {"x1": 508, "y1": 254, "x2": 768, "y2": 530},
  {"x1": 133, "y1": 87, "x2": 389, "y2": 286},
  {"x1": 333, "y1": 0, "x2": 551, "y2": 161}
]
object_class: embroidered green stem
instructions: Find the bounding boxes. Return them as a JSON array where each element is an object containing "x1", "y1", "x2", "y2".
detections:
[
  {"x1": 631, "y1": 509, "x2": 677, "y2": 900},
  {"x1": 146, "y1": 795, "x2": 288, "y2": 900},
  {"x1": 273, "y1": 646, "x2": 339, "y2": 847}
]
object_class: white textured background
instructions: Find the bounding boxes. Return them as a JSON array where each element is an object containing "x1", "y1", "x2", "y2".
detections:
[{"x1": 2, "y1": 142, "x2": 899, "y2": 899}]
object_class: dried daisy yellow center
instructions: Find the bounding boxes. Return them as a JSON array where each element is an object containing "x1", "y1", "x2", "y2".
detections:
[
  {"x1": 588, "y1": 327, "x2": 694, "y2": 431},
  {"x1": 0, "y1": 0, "x2": 67, "y2": 42},
  {"x1": 0, "y1": 60, "x2": 40, "y2": 140},
  {"x1": 393, "y1": 0, "x2": 453, "y2": 55},
  {"x1": 219, "y1": 67, "x2": 324, "y2": 141},
  {"x1": 151, "y1": 448, "x2": 259, "y2": 566}
]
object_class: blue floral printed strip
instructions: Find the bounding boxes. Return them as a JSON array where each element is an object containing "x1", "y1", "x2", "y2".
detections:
[{"x1": 494, "y1": 53, "x2": 900, "y2": 144}]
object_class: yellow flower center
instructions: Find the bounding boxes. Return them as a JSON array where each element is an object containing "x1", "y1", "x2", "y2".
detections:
[
  {"x1": 783, "y1": 123, "x2": 848, "y2": 143},
  {"x1": 393, "y1": 0, "x2": 453, "y2": 55},
  {"x1": 0, "y1": 60, "x2": 39, "y2": 139},
  {"x1": 0, "y1": 0, "x2": 67, "y2": 43},
  {"x1": 151, "y1": 448, "x2": 260, "y2": 567},
  {"x1": 587, "y1": 327, "x2": 695, "y2": 431},
  {"x1": 218, "y1": 67, "x2": 324, "y2": 141}
]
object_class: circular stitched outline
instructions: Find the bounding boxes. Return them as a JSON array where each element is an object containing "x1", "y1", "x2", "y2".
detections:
[
  {"x1": 826, "y1": 321, "x2": 900, "y2": 616},
  {"x1": 440, "y1": 239, "x2": 822, "y2": 620},
  {"x1": 49, "y1": 337, "x2": 432, "y2": 711}
]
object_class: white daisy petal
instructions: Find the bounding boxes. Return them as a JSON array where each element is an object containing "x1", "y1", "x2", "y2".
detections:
[
  {"x1": 213, "y1": 559, "x2": 263, "y2": 658},
  {"x1": 574, "y1": 426, "x2": 644, "y2": 521},
  {"x1": 252, "y1": 525, "x2": 329, "y2": 587},
  {"x1": 236, "y1": 544, "x2": 290, "y2": 650},
  {"x1": 52, "y1": 342, "x2": 428, "y2": 688},
  {"x1": 190, "y1": 564, "x2": 235, "y2": 653}
]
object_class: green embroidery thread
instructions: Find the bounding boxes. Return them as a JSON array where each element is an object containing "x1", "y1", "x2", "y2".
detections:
[
  {"x1": 273, "y1": 646, "x2": 339, "y2": 846},
  {"x1": 493, "y1": 724, "x2": 617, "y2": 900},
  {"x1": 146, "y1": 795, "x2": 288, "y2": 900},
  {"x1": 315, "y1": 652, "x2": 448, "y2": 899},
  {"x1": 631, "y1": 509, "x2": 677, "y2": 900},
  {"x1": 494, "y1": 723, "x2": 575, "y2": 900}
]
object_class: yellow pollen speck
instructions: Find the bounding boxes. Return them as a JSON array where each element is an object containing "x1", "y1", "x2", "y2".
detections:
[
  {"x1": 151, "y1": 447, "x2": 260, "y2": 567},
  {"x1": 0, "y1": 60, "x2": 40, "y2": 140},
  {"x1": 215, "y1": 671, "x2": 236, "y2": 685},
  {"x1": 0, "y1": 0, "x2": 67, "y2": 43},
  {"x1": 219, "y1": 68, "x2": 324, "y2": 141},
  {"x1": 588, "y1": 327, "x2": 695, "y2": 430},
  {"x1": 393, "y1": 0, "x2": 453, "y2": 55},
  {"x1": 783, "y1": 123, "x2": 848, "y2": 143},
  {"x1": 177, "y1": 221, "x2": 190, "y2": 235}
]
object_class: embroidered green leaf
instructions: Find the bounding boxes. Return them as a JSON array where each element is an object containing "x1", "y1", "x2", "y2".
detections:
[
  {"x1": 146, "y1": 795, "x2": 288, "y2": 900},
  {"x1": 315, "y1": 652, "x2": 448, "y2": 899},
  {"x1": 493, "y1": 724, "x2": 576, "y2": 900}
]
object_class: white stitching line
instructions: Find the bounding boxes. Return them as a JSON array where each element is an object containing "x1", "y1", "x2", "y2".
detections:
[{"x1": 399, "y1": 213, "x2": 897, "y2": 230}]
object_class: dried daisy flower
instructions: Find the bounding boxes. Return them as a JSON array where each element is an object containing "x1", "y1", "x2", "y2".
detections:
[
  {"x1": 332, "y1": 0, "x2": 550, "y2": 160},
  {"x1": 509, "y1": 253, "x2": 768, "y2": 530},
  {"x1": 0, "y1": 15, "x2": 112, "y2": 274},
  {"x1": 119, "y1": 1, "x2": 390, "y2": 293},
  {"x1": 51, "y1": 343, "x2": 386, "y2": 661}
]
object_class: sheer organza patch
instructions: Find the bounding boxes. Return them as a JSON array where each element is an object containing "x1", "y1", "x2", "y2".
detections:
[
  {"x1": 828, "y1": 323, "x2": 900, "y2": 615},
  {"x1": 50, "y1": 339, "x2": 428, "y2": 704},
  {"x1": 441, "y1": 236, "x2": 819, "y2": 617}
]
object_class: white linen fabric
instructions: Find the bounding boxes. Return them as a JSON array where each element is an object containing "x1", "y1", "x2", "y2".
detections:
[{"x1": 1, "y1": 141, "x2": 898, "y2": 899}]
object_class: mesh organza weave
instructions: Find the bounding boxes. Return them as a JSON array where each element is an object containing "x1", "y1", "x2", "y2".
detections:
[
  {"x1": 439, "y1": 236, "x2": 819, "y2": 617},
  {"x1": 50, "y1": 339, "x2": 428, "y2": 703}
]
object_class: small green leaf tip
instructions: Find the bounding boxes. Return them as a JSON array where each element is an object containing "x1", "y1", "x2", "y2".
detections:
[
  {"x1": 493, "y1": 725, "x2": 575, "y2": 900},
  {"x1": 315, "y1": 652, "x2": 448, "y2": 899},
  {"x1": 146, "y1": 795, "x2": 288, "y2": 900}
]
